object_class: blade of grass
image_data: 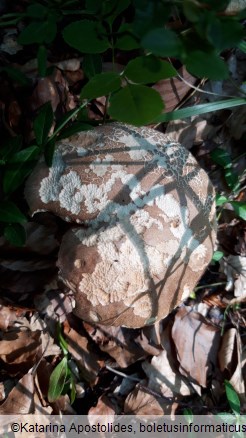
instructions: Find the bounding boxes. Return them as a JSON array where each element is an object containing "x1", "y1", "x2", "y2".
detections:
[{"x1": 153, "y1": 98, "x2": 246, "y2": 122}]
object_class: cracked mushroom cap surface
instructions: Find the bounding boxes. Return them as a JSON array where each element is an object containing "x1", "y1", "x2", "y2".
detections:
[{"x1": 25, "y1": 123, "x2": 217, "y2": 327}]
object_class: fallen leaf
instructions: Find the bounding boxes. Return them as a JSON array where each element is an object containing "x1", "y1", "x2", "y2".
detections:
[
  {"x1": 84, "y1": 322, "x2": 147, "y2": 368},
  {"x1": 23, "y1": 222, "x2": 59, "y2": 255},
  {"x1": 166, "y1": 116, "x2": 219, "y2": 150},
  {"x1": 218, "y1": 328, "x2": 237, "y2": 373},
  {"x1": 124, "y1": 382, "x2": 178, "y2": 415},
  {"x1": 0, "y1": 373, "x2": 34, "y2": 414},
  {"x1": 142, "y1": 349, "x2": 192, "y2": 398},
  {"x1": 0, "y1": 257, "x2": 56, "y2": 293},
  {"x1": 0, "y1": 302, "x2": 20, "y2": 330},
  {"x1": 64, "y1": 323, "x2": 103, "y2": 384},
  {"x1": 30, "y1": 77, "x2": 59, "y2": 112},
  {"x1": 220, "y1": 255, "x2": 246, "y2": 299},
  {"x1": 171, "y1": 306, "x2": 221, "y2": 387},
  {"x1": 0, "y1": 330, "x2": 42, "y2": 374},
  {"x1": 34, "y1": 289, "x2": 75, "y2": 323},
  {"x1": 152, "y1": 66, "x2": 197, "y2": 113},
  {"x1": 88, "y1": 395, "x2": 117, "y2": 418},
  {"x1": 219, "y1": 329, "x2": 246, "y2": 403},
  {"x1": 28, "y1": 314, "x2": 61, "y2": 357}
]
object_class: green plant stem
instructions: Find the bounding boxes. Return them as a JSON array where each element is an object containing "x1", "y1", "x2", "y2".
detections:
[
  {"x1": 231, "y1": 152, "x2": 246, "y2": 164},
  {"x1": 194, "y1": 281, "x2": 227, "y2": 292},
  {"x1": 47, "y1": 101, "x2": 88, "y2": 143}
]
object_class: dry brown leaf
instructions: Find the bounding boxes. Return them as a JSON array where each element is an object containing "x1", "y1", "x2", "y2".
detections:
[
  {"x1": 84, "y1": 322, "x2": 147, "y2": 368},
  {"x1": 152, "y1": 66, "x2": 197, "y2": 113},
  {"x1": 0, "y1": 373, "x2": 34, "y2": 414},
  {"x1": 35, "y1": 358, "x2": 55, "y2": 400},
  {"x1": 171, "y1": 306, "x2": 220, "y2": 387},
  {"x1": 8, "y1": 99, "x2": 21, "y2": 129},
  {"x1": 142, "y1": 349, "x2": 192, "y2": 398},
  {"x1": 28, "y1": 314, "x2": 61, "y2": 357},
  {"x1": 219, "y1": 329, "x2": 246, "y2": 402},
  {"x1": 56, "y1": 58, "x2": 81, "y2": 71},
  {"x1": 64, "y1": 323, "x2": 103, "y2": 384},
  {"x1": 30, "y1": 77, "x2": 60, "y2": 112},
  {"x1": 166, "y1": 116, "x2": 220, "y2": 150},
  {"x1": 0, "y1": 330, "x2": 42, "y2": 374},
  {"x1": 23, "y1": 222, "x2": 59, "y2": 255},
  {"x1": 219, "y1": 328, "x2": 237, "y2": 373},
  {"x1": 141, "y1": 323, "x2": 195, "y2": 399},
  {"x1": 134, "y1": 331, "x2": 162, "y2": 357},
  {"x1": 89, "y1": 395, "x2": 117, "y2": 419},
  {"x1": 0, "y1": 257, "x2": 56, "y2": 293},
  {"x1": 51, "y1": 394, "x2": 76, "y2": 414},
  {"x1": 124, "y1": 382, "x2": 178, "y2": 415},
  {"x1": 220, "y1": 255, "x2": 246, "y2": 299},
  {"x1": 0, "y1": 302, "x2": 20, "y2": 330},
  {"x1": 34, "y1": 289, "x2": 75, "y2": 324},
  {"x1": 230, "y1": 347, "x2": 246, "y2": 404}
]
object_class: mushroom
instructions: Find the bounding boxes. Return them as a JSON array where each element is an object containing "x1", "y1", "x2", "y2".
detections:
[{"x1": 25, "y1": 123, "x2": 217, "y2": 327}]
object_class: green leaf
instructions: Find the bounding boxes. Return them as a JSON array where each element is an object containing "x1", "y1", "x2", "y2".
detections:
[
  {"x1": 18, "y1": 19, "x2": 57, "y2": 45},
  {"x1": 85, "y1": 0, "x2": 101, "y2": 13},
  {"x1": 183, "y1": 408, "x2": 194, "y2": 424},
  {"x1": 51, "y1": 101, "x2": 89, "y2": 139},
  {"x1": 37, "y1": 45, "x2": 47, "y2": 77},
  {"x1": 2, "y1": 66, "x2": 30, "y2": 86},
  {"x1": 238, "y1": 40, "x2": 246, "y2": 53},
  {"x1": 211, "y1": 148, "x2": 239, "y2": 191},
  {"x1": 0, "y1": 201, "x2": 27, "y2": 223},
  {"x1": 63, "y1": 20, "x2": 109, "y2": 54},
  {"x1": 124, "y1": 55, "x2": 177, "y2": 84},
  {"x1": 26, "y1": 3, "x2": 47, "y2": 19},
  {"x1": 183, "y1": 1, "x2": 202, "y2": 22},
  {"x1": 211, "y1": 148, "x2": 231, "y2": 168},
  {"x1": 230, "y1": 202, "x2": 246, "y2": 221},
  {"x1": 207, "y1": 17, "x2": 244, "y2": 51},
  {"x1": 115, "y1": 24, "x2": 140, "y2": 50},
  {"x1": 216, "y1": 194, "x2": 229, "y2": 206},
  {"x1": 4, "y1": 223, "x2": 26, "y2": 246},
  {"x1": 212, "y1": 250, "x2": 224, "y2": 262},
  {"x1": 132, "y1": 0, "x2": 172, "y2": 37},
  {"x1": 82, "y1": 54, "x2": 102, "y2": 79},
  {"x1": 225, "y1": 380, "x2": 241, "y2": 415},
  {"x1": 141, "y1": 27, "x2": 183, "y2": 57},
  {"x1": 81, "y1": 72, "x2": 121, "y2": 99},
  {"x1": 45, "y1": 137, "x2": 56, "y2": 167},
  {"x1": 186, "y1": 51, "x2": 229, "y2": 80},
  {"x1": 196, "y1": 0, "x2": 232, "y2": 11},
  {"x1": 48, "y1": 356, "x2": 68, "y2": 403},
  {"x1": 58, "y1": 122, "x2": 93, "y2": 140},
  {"x1": 3, "y1": 146, "x2": 40, "y2": 194},
  {"x1": 33, "y1": 102, "x2": 54, "y2": 145},
  {"x1": 153, "y1": 98, "x2": 246, "y2": 122},
  {"x1": 102, "y1": 0, "x2": 130, "y2": 24},
  {"x1": 224, "y1": 167, "x2": 240, "y2": 191},
  {"x1": 0, "y1": 135, "x2": 22, "y2": 161},
  {"x1": 108, "y1": 84, "x2": 164, "y2": 126}
]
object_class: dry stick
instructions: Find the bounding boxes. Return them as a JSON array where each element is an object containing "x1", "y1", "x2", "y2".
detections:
[{"x1": 105, "y1": 365, "x2": 203, "y2": 407}]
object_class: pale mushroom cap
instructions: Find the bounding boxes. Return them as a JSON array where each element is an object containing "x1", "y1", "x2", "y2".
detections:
[{"x1": 25, "y1": 123, "x2": 217, "y2": 327}]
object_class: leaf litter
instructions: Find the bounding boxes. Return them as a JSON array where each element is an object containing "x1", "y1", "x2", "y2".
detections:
[{"x1": 0, "y1": 13, "x2": 245, "y2": 417}]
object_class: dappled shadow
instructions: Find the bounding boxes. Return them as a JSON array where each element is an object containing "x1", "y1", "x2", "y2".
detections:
[{"x1": 32, "y1": 123, "x2": 216, "y2": 326}]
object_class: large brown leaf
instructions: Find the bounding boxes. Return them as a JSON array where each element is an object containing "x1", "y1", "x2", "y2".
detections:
[
  {"x1": 84, "y1": 322, "x2": 147, "y2": 368},
  {"x1": 0, "y1": 330, "x2": 42, "y2": 374},
  {"x1": 0, "y1": 373, "x2": 34, "y2": 414},
  {"x1": 171, "y1": 306, "x2": 220, "y2": 387},
  {"x1": 64, "y1": 323, "x2": 103, "y2": 384}
]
